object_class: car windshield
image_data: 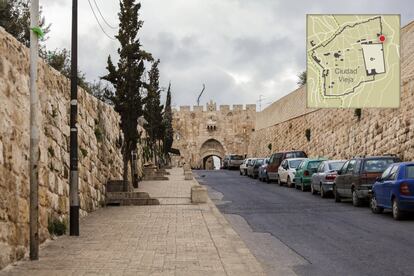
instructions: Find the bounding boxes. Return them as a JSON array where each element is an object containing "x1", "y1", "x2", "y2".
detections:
[
  {"x1": 406, "y1": 166, "x2": 414, "y2": 179},
  {"x1": 307, "y1": 161, "x2": 322, "y2": 170},
  {"x1": 328, "y1": 161, "x2": 345, "y2": 171},
  {"x1": 363, "y1": 159, "x2": 396, "y2": 173},
  {"x1": 231, "y1": 155, "x2": 244, "y2": 160},
  {"x1": 256, "y1": 159, "x2": 264, "y2": 165},
  {"x1": 289, "y1": 160, "x2": 303, "y2": 168},
  {"x1": 285, "y1": 151, "x2": 306, "y2": 158}
]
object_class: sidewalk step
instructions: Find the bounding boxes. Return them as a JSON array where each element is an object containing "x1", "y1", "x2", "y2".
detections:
[
  {"x1": 106, "y1": 198, "x2": 160, "y2": 206},
  {"x1": 106, "y1": 191, "x2": 160, "y2": 206}
]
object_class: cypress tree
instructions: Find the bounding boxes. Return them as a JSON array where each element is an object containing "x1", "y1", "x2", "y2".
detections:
[
  {"x1": 102, "y1": 0, "x2": 152, "y2": 187},
  {"x1": 163, "y1": 83, "x2": 174, "y2": 163},
  {"x1": 143, "y1": 59, "x2": 164, "y2": 165}
]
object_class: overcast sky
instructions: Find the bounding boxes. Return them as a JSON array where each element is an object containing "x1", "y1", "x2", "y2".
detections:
[{"x1": 41, "y1": 0, "x2": 414, "y2": 110}]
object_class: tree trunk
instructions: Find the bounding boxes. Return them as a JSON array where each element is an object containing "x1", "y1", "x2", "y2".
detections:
[{"x1": 122, "y1": 144, "x2": 129, "y2": 192}]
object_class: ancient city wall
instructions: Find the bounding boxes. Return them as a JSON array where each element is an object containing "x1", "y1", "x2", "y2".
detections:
[
  {"x1": 249, "y1": 22, "x2": 414, "y2": 160},
  {"x1": 172, "y1": 102, "x2": 256, "y2": 168},
  {"x1": 0, "y1": 27, "x2": 136, "y2": 268}
]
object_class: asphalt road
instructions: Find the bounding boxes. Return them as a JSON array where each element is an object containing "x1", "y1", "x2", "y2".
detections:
[{"x1": 194, "y1": 169, "x2": 414, "y2": 276}]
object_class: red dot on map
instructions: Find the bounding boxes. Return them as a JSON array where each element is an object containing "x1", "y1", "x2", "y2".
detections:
[{"x1": 379, "y1": 35, "x2": 386, "y2": 42}]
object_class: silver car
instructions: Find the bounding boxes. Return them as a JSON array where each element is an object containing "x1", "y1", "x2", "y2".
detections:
[
  {"x1": 239, "y1": 159, "x2": 251, "y2": 175},
  {"x1": 258, "y1": 158, "x2": 270, "y2": 182},
  {"x1": 311, "y1": 160, "x2": 346, "y2": 197}
]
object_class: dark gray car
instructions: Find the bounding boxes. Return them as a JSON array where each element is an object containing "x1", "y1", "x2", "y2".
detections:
[
  {"x1": 310, "y1": 160, "x2": 346, "y2": 198},
  {"x1": 247, "y1": 158, "x2": 263, "y2": 178}
]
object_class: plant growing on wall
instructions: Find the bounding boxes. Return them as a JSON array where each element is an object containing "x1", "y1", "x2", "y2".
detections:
[
  {"x1": 354, "y1": 108, "x2": 362, "y2": 121},
  {"x1": 267, "y1": 143, "x2": 272, "y2": 152},
  {"x1": 305, "y1": 128, "x2": 311, "y2": 142},
  {"x1": 102, "y1": 0, "x2": 153, "y2": 186}
]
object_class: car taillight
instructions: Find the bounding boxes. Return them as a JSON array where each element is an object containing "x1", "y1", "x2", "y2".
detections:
[
  {"x1": 325, "y1": 174, "x2": 336, "y2": 181},
  {"x1": 304, "y1": 170, "x2": 310, "y2": 176},
  {"x1": 400, "y1": 183, "x2": 411, "y2": 196}
]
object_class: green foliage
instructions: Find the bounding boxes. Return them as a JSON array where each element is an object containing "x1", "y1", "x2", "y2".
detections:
[
  {"x1": 297, "y1": 71, "x2": 307, "y2": 86},
  {"x1": 47, "y1": 217, "x2": 66, "y2": 236},
  {"x1": 267, "y1": 143, "x2": 272, "y2": 151},
  {"x1": 42, "y1": 48, "x2": 92, "y2": 93},
  {"x1": 80, "y1": 147, "x2": 88, "y2": 157},
  {"x1": 0, "y1": 0, "x2": 50, "y2": 47},
  {"x1": 163, "y1": 83, "x2": 174, "y2": 159},
  {"x1": 48, "y1": 146, "x2": 55, "y2": 157},
  {"x1": 94, "y1": 127, "x2": 103, "y2": 142},
  {"x1": 305, "y1": 128, "x2": 311, "y2": 142},
  {"x1": 102, "y1": 0, "x2": 153, "y2": 180},
  {"x1": 144, "y1": 59, "x2": 164, "y2": 162},
  {"x1": 87, "y1": 80, "x2": 114, "y2": 105}
]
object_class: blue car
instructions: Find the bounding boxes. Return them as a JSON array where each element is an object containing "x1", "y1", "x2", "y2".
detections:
[{"x1": 371, "y1": 162, "x2": 414, "y2": 220}]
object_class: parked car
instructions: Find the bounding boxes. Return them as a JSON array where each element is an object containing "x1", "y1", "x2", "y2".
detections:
[
  {"x1": 267, "y1": 151, "x2": 307, "y2": 183},
  {"x1": 258, "y1": 158, "x2": 270, "y2": 182},
  {"x1": 334, "y1": 155, "x2": 401, "y2": 206},
  {"x1": 223, "y1": 154, "x2": 244, "y2": 170},
  {"x1": 277, "y1": 158, "x2": 307, "y2": 187},
  {"x1": 239, "y1": 159, "x2": 251, "y2": 175},
  {"x1": 294, "y1": 158, "x2": 327, "y2": 191},
  {"x1": 245, "y1": 158, "x2": 257, "y2": 177},
  {"x1": 311, "y1": 160, "x2": 346, "y2": 197},
  {"x1": 247, "y1": 158, "x2": 264, "y2": 178},
  {"x1": 371, "y1": 162, "x2": 414, "y2": 220}
]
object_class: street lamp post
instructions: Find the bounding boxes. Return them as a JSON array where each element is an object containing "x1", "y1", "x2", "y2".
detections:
[{"x1": 69, "y1": 0, "x2": 79, "y2": 236}]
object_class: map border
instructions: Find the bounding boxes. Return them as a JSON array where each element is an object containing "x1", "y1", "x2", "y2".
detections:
[{"x1": 306, "y1": 14, "x2": 401, "y2": 109}]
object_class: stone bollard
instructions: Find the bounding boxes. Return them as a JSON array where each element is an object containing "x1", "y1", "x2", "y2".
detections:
[
  {"x1": 183, "y1": 163, "x2": 191, "y2": 174},
  {"x1": 184, "y1": 171, "x2": 193, "y2": 180},
  {"x1": 191, "y1": 185, "x2": 208, "y2": 203}
]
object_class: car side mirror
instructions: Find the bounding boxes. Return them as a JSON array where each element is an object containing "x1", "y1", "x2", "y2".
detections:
[
  {"x1": 376, "y1": 176, "x2": 383, "y2": 182},
  {"x1": 337, "y1": 170, "x2": 342, "y2": 175}
]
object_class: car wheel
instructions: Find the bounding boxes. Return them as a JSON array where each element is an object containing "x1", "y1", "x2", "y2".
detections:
[
  {"x1": 320, "y1": 185, "x2": 326, "y2": 198},
  {"x1": 287, "y1": 177, "x2": 292, "y2": 188},
  {"x1": 334, "y1": 186, "x2": 341, "y2": 203},
  {"x1": 278, "y1": 177, "x2": 283, "y2": 186},
  {"x1": 311, "y1": 184, "x2": 317, "y2": 195},
  {"x1": 352, "y1": 190, "x2": 361, "y2": 207},
  {"x1": 392, "y1": 198, "x2": 403, "y2": 220},
  {"x1": 266, "y1": 174, "x2": 270, "y2": 184},
  {"x1": 370, "y1": 194, "x2": 384, "y2": 214},
  {"x1": 240, "y1": 170, "x2": 242, "y2": 175}
]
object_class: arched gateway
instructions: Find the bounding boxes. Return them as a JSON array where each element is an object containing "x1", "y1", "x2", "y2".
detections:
[
  {"x1": 200, "y1": 139, "x2": 225, "y2": 169},
  {"x1": 171, "y1": 101, "x2": 256, "y2": 169}
]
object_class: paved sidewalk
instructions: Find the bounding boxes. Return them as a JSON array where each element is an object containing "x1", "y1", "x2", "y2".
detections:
[{"x1": 0, "y1": 168, "x2": 264, "y2": 276}]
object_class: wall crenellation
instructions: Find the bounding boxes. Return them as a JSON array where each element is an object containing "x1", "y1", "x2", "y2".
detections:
[{"x1": 177, "y1": 104, "x2": 257, "y2": 112}]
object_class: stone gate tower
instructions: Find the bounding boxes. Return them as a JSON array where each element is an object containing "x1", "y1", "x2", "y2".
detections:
[{"x1": 172, "y1": 100, "x2": 256, "y2": 168}]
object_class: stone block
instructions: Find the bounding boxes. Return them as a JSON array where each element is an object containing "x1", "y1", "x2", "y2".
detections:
[
  {"x1": 191, "y1": 185, "x2": 208, "y2": 204},
  {"x1": 184, "y1": 171, "x2": 193, "y2": 180}
]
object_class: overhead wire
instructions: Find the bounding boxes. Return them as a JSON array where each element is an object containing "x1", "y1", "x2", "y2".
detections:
[
  {"x1": 93, "y1": 0, "x2": 118, "y2": 30},
  {"x1": 87, "y1": 0, "x2": 117, "y2": 41}
]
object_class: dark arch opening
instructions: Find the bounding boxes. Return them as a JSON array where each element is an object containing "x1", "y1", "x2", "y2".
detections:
[{"x1": 203, "y1": 155, "x2": 222, "y2": 170}]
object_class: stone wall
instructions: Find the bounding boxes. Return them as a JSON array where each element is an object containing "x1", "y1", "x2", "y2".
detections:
[
  {"x1": 172, "y1": 101, "x2": 256, "y2": 168},
  {"x1": 0, "y1": 27, "x2": 137, "y2": 268},
  {"x1": 248, "y1": 21, "x2": 414, "y2": 160}
]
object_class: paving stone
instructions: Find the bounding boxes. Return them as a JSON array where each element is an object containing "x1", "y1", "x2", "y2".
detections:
[{"x1": 0, "y1": 168, "x2": 264, "y2": 276}]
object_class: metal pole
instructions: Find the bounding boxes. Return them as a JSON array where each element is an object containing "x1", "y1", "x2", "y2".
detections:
[
  {"x1": 69, "y1": 0, "x2": 79, "y2": 236},
  {"x1": 29, "y1": 0, "x2": 40, "y2": 260}
]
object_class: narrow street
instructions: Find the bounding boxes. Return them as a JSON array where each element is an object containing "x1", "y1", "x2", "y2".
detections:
[{"x1": 195, "y1": 170, "x2": 414, "y2": 276}]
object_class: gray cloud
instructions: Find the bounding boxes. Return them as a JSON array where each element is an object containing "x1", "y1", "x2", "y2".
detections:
[{"x1": 41, "y1": 0, "x2": 414, "y2": 109}]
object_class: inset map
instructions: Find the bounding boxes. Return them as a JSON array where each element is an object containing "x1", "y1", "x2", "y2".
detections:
[{"x1": 307, "y1": 15, "x2": 400, "y2": 108}]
